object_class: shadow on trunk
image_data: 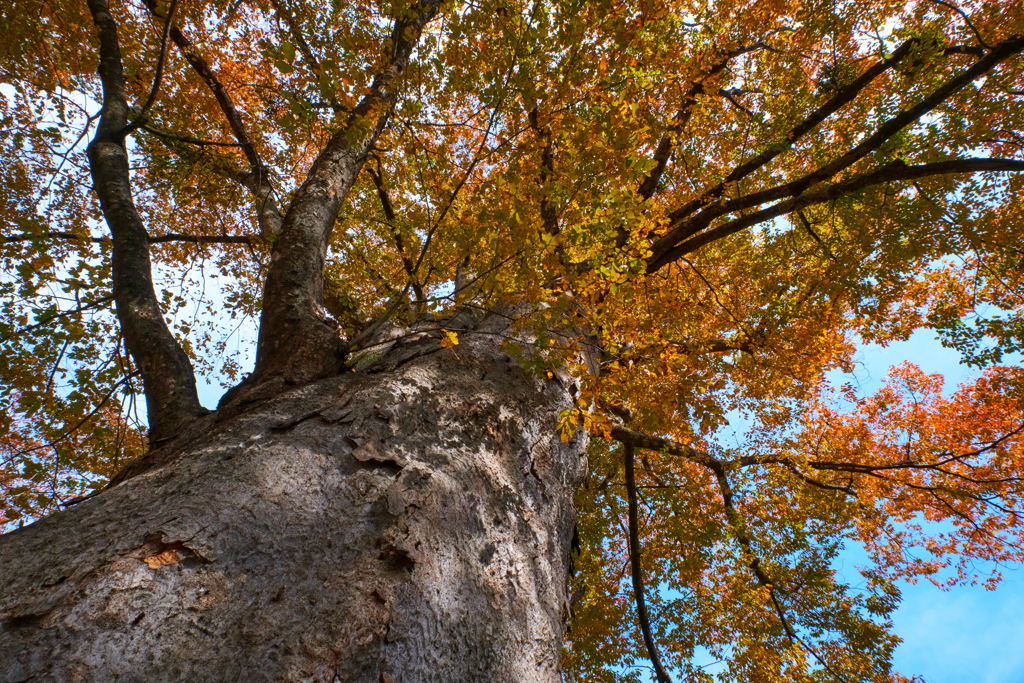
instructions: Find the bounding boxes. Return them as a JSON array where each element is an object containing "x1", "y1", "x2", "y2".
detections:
[{"x1": 0, "y1": 311, "x2": 588, "y2": 682}]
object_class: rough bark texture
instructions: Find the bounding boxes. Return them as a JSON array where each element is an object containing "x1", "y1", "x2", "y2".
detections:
[{"x1": 0, "y1": 314, "x2": 588, "y2": 682}]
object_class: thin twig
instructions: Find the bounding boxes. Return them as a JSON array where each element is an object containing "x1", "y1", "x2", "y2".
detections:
[
  {"x1": 623, "y1": 443, "x2": 675, "y2": 683},
  {"x1": 925, "y1": 0, "x2": 992, "y2": 50},
  {"x1": 124, "y1": 0, "x2": 180, "y2": 134}
]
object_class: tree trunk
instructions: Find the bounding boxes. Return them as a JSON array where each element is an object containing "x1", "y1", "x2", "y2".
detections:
[{"x1": 0, "y1": 313, "x2": 588, "y2": 682}]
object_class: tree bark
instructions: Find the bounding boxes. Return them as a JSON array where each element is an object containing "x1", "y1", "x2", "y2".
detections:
[
  {"x1": 252, "y1": 0, "x2": 441, "y2": 386},
  {"x1": 85, "y1": 0, "x2": 204, "y2": 442},
  {"x1": 0, "y1": 313, "x2": 588, "y2": 682}
]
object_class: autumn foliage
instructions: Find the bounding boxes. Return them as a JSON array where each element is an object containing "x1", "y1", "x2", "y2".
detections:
[{"x1": 2, "y1": 0, "x2": 1024, "y2": 680}]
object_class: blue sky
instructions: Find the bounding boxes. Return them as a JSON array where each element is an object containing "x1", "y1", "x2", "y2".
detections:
[{"x1": 830, "y1": 331, "x2": 1024, "y2": 683}]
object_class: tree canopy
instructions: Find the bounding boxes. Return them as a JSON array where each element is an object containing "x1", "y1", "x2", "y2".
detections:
[{"x1": 2, "y1": 0, "x2": 1024, "y2": 680}]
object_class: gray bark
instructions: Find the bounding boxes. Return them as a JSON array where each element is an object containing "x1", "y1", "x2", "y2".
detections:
[{"x1": 0, "y1": 314, "x2": 588, "y2": 682}]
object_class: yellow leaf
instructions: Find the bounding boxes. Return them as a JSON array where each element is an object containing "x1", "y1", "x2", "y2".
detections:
[{"x1": 441, "y1": 329, "x2": 459, "y2": 348}]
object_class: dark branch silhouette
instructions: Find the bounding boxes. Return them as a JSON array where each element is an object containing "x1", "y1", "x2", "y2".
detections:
[
  {"x1": 123, "y1": 0, "x2": 178, "y2": 134},
  {"x1": 650, "y1": 158, "x2": 1024, "y2": 268},
  {"x1": 622, "y1": 443, "x2": 674, "y2": 683},
  {"x1": 367, "y1": 164, "x2": 425, "y2": 303},
  {"x1": 653, "y1": 38, "x2": 919, "y2": 232},
  {"x1": 647, "y1": 35, "x2": 1024, "y2": 270}
]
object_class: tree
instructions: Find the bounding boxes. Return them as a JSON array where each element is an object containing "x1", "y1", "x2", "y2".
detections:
[{"x1": 1, "y1": 0, "x2": 1023, "y2": 679}]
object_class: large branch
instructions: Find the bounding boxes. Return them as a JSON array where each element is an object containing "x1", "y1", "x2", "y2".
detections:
[
  {"x1": 650, "y1": 157, "x2": 1024, "y2": 267},
  {"x1": 84, "y1": 0, "x2": 203, "y2": 442},
  {"x1": 654, "y1": 38, "x2": 918, "y2": 222},
  {"x1": 139, "y1": 124, "x2": 244, "y2": 148},
  {"x1": 648, "y1": 34, "x2": 1024, "y2": 270},
  {"x1": 142, "y1": 118, "x2": 368, "y2": 332},
  {"x1": 140, "y1": 123, "x2": 284, "y2": 244},
  {"x1": 252, "y1": 0, "x2": 442, "y2": 385}
]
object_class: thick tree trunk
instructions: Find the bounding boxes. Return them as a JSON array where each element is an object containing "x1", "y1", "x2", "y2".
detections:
[{"x1": 0, "y1": 314, "x2": 588, "y2": 682}]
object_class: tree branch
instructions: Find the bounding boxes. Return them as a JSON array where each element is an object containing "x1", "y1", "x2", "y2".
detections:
[
  {"x1": 0, "y1": 295, "x2": 115, "y2": 339},
  {"x1": 267, "y1": 0, "x2": 325, "y2": 80},
  {"x1": 528, "y1": 107, "x2": 561, "y2": 236},
  {"x1": 1, "y1": 231, "x2": 106, "y2": 244},
  {"x1": 140, "y1": 123, "x2": 244, "y2": 148},
  {"x1": 655, "y1": 38, "x2": 918, "y2": 234},
  {"x1": 367, "y1": 164, "x2": 425, "y2": 303},
  {"x1": 252, "y1": 0, "x2": 443, "y2": 385},
  {"x1": 707, "y1": 463, "x2": 851, "y2": 681},
  {"x1": 637, "y1": 38, "x2": 785, "y2": 201},
  {"x1": 123, "y1": 0, "x2": 179, "y2": 134},
  {"x1": 2, "y1": 231, "x2": 255, "y2": 246},
  {"x1": 528, "y1": 104, "x2": 580, "y2": 263},
  {"x1": 149, "y1": 233, "x2": 254, "y2": 245},
  {"x1": 613, "y1": 422, "x2": 1024, "y2": 496},
  {"x1": 650, "y1": 157, "x2": 1024, "y2": 267},
  {"x1": 143, "y1": 0, "x2": 264, "y2": 176},
  {"x1": 84, "y1": 0, "x2": 203, "y2": 442},
  {"x1": 142, "y1": 0, "x2": 282, "y2": 238},
  {"x1": 615, "y1": 426, "x2": 850, "y2": 680},
  {"x1": 623, "y1": 443, "x2": 674, "y2": 683},
  {"x1": 925, "y1": 0, "x2": 993, "y2": 51},
  {"x1": 611, "y1": 426, "x2": 718, "y2": 468},
  {"x1": 648, "y1": 35, "x2": 1024, "y2": 270}
]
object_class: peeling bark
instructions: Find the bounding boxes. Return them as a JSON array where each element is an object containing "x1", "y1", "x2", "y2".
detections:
[{"x1": 0, "y1": 315, "x2": 588, "y2": 682}]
